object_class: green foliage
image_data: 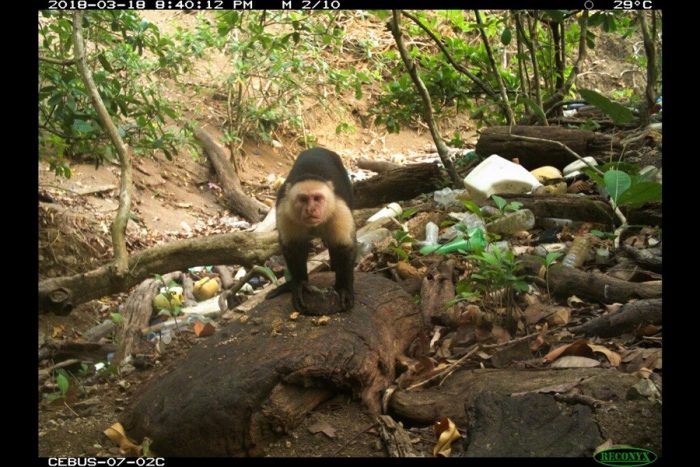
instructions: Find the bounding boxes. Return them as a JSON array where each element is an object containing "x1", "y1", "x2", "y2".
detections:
[
  {"x1": 579, "y1": 89, "x2": 634, "y2": 125},
  {"x1": 392, "y1": 229, "x2": 414, "y2": 261},
  {"x1": 216, "y1": 11, "x2": 349, "y2": 145},
  {"x1": 454, "y1": 245, "x2": 528, "y2": 309},
  {"x1": 398, "y1": 207, "x2": 418, "y2": 221},
  {"x1": 110, "y1": 312, "x2": 123, "y2": 324},
  {"x1": 491, "y1": 195, "x2": 523, "y2": 214},
  {"x1": 584, "y1": 162, "x2": 662, "y2": 209},
  {"x1": 39, "y1": 11, "x2": 197, "y2": 169},
  {"x1": 45, "y1": 369, "x2": 71, "y2": 402}
]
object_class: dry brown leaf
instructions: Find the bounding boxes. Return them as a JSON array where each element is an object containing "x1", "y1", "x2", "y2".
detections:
[
  {"x1": 289, "y1": 311, "x2": 300, "y2": 321},
  {"x1": 104, "y1": 422, "x2": 141, "y2": 456},
  {"x1": 604, "y1": 303, "x2": 623, "y2": 313},
  {"x1": 551, "y1": 356, "x2": 600, "y2": 368},
  {"x1": 546, "y1": 307, "x2": 571, "y2": 326},
  {"x1": 491, "y1": 325, "x2": 512, "y2": 344},
  {"x1": 589, "y1": 344, "x2": 621, "y2": 366},
  {"x1": 524, "y1": 303, "x2": 548, "y2": 325},
  {"x1": 396, "y1": 260, "x2": 421, "y2": 280},
  {"x1": 432, "y1": 417, "x2": 461, "y2": 457},
  {"x1": 193, "y1": 321, "x2": 215, "y2": 338},
  {"x1": 543, "y1": 338, "x2": 593, "y2": 362},
  {"x1": 566, "y1": 295, "x2": 585, "y2": 308},
  {"x1": 308, "y1": 420, "x2": 337, "y2": 439}
]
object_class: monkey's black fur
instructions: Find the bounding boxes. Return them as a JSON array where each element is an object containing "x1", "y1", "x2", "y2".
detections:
[{"x1": 267, "y1": 148, "x2": 356, "y2": 313}]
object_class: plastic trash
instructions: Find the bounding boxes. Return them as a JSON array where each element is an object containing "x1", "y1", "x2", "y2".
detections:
[
  {"x1": 563, "y1": 157, "x2": 598, "y2": 179},
  {"x1": 486, "y1": 209, "x2": 535, "y2": 235},
  {"x1": 356, "y1": 227, "x2": 392, "y2": 257},
  {"x1": 463, "y1": 154, "x2": 542, "y2": 202},
  {"x1": 561, "y1": 235, "x2": 593, "y2": 268},
  {"x1": 530, "y1": 166, "x2": 563, "y2": 183},
  {"x1": 420, "y1": 227, "x2": 487, "y2": 255},
  {"x1": 433, "y1": 187, "x2": 468, "y2": 207},
  {"x1": 421, "y1": 222, "x2": 439, "y2": 246},
  {"x1": 367, "y1": 202, "x2": 402, "y2": 222}
]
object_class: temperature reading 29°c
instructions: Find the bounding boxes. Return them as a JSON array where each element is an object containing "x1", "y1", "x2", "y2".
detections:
[{"x1": 614, "y1": 0, "x2": 654, "y2": 9}]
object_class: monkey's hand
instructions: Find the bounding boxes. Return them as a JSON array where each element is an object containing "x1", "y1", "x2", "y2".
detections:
[
  {"x1": 336, "y1": 286, "x2": 354, "y2": 312},
  {"x1": 291, "y1": 281, "x2": 310, "y2": 313}
]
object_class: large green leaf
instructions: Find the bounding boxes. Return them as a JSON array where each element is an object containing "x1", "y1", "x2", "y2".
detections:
[
  {"x1": 616, "y1": 181, "x2": 662, "y2": 207},
  {"x1": 579, "y1": 89, "x2": 634, "y2": 124},
  {"x1": 604, "y1": 170, "x2": 631, "y2": 204}
]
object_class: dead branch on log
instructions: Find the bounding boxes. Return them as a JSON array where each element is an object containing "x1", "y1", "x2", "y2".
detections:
[
  {"x1": 569, "y1": 298, "x2": 661, "y2": 337},
  {"x1": 194, "y1": 126, "x2": 266, "y2": 222},
  {"x1": 544, "y1": 264, "x2": 661, "y2": 304},
  {"x1": 357, "y1": 158, "x2": 400, "y2": 174},
  {"x1": 377, "y1": 415, "x2": 421, "y2": 457},
  {"x1": 115, "y1": 272, "x2": 182, "y2": 364},
  {"x1": 39, "y1": 231, "x2": 279, "y2": 314}
]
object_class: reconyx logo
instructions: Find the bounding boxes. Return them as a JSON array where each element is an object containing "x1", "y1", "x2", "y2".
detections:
[{"x1": 594, "y1": 447, "x2": 658, "y2": 467}]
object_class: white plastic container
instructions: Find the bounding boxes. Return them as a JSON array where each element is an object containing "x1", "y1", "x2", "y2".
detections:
[
  {"x1": 463, "y1": 154, "x2": 542, "y2": 202},
  {"x1": 563, "y1": 157, "x2": 598, "y2": 179},
  {"x1": 367, "y1": 202, "x2": 402, "y2": 222}
]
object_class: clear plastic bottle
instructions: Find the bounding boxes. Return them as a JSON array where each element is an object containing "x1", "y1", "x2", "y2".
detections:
[
  {"x1": 485, "y1": 209, "x2": 535, "y2": 235},
  {"x1": 561, "y1": 235, "x2": 593, "y2": 268}
]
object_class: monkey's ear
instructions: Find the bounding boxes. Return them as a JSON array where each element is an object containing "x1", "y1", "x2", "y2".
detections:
[{"x1": 326, "y1": 181, "x2": 335, "y2": 192}]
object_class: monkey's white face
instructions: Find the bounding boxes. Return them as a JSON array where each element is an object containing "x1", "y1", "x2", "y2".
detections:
[{"x1": 289, "y1": 180, "x2": 336, "y2": 226}]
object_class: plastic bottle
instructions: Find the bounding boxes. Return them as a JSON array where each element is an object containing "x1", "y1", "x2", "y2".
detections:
[
  {"x1": 485, "y1": 209, "x2": 535, "y2": 235},
  {"x1": 420, "y1": 227, "x2": 487, "y2": 255},
  {"x1": 356, "y1": 227, "x2": 392, "y2": 257},
  {"x1": 423, "y1": 222, "x2": 439, "y2": 245},
  {"x1": 367, "y1": 202, "x2": 402, "y2": 222},
  {"x1": 433, "y1": 188, "x2": 468, "y2": 207},
  {"x1": 561, "y1": 235, "x2": 593, "y2": 268}
]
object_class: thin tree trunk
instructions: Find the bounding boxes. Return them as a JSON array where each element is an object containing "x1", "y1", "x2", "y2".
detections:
[
  {"x1": 474, "y1": 10, "x2": 515, "y2": 125},
  {"x1": 72, "y1": 11, "x2": 133, "y2": 276},
  {"x1": 389, "y1": 10, "x2": 461, "y2": 187}
]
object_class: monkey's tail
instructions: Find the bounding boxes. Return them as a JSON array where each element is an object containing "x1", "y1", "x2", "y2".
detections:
[{"x1": 265, "y1": 281, "x2": 293, "y2": 300}]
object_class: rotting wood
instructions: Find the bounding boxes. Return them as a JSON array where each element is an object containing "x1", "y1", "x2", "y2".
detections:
[
  {"x1": 120, "y1": 272, "x2": 424, "y2": 456},
  {"x1": 194, "y1": 126, "x2": 266, "y2": 222},
  {"x1": 357, "y1": 158, "x2": 401, "y2": 174},
  {"x1": 377, "y1": 415, "x2": 421, "y2": 457},
  {"x1": 353, "y1": 163, "x2": 446, "y2": 209},
  {"x1": 114, "y1": 272, "x2": 181, "y2": 364},
  {"x1": 569, "y1": 298, "x2": 661, "y2": 337},
  {"x1": 476, "y1": 126, "x2": 620, "y2": 170}
]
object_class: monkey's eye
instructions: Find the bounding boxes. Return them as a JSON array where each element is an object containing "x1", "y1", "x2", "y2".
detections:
[
  {"x1": 312, "y1": 195, "x2": 324, "y2": 203},
  {"x1": 298, "y1": 195, "x2": 308, "y2": 203}
]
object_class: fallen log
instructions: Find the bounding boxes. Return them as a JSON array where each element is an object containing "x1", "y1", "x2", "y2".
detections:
[
  {"x1": 357, "y1": 158, "x2": 401, "y2": 174},
  {"x1": 569, "y1": 298, "x2": 661, "y2": 337},
  {"x1": 194, "y1": 126, "x2": 266, "y2": 222},
  {"x1": 499, "y1": 194, "x2": 615, "y2": 224},
  {"x1": 500, "y1": 194, "x2": 661, "y2": 227},
  {"x1": 38, "y1": 231, "x2": 279, "y2": 314},
  {"x1": 475, "y1": 126, "x2": 620, "y2": 170},
  {"x1": 121, "y1": 272, "x2": 424, "y2": 456},
  {"x1": 389, "y1": 367, "x2": 661, "y2": 455},
  {"x1": 546, "y1": 264, "x2": 661, "y2": 304},
  {"x1": 353, "y1": 163, "x2": 446, "y2": 209}
]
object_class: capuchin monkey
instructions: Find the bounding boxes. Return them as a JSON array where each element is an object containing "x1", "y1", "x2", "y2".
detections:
[{"x1": 266, "y1": 147, "x2": 356, "y2": 312}]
